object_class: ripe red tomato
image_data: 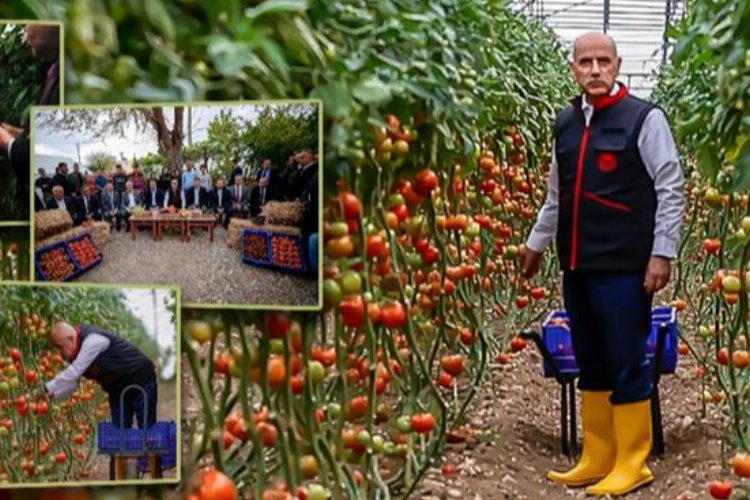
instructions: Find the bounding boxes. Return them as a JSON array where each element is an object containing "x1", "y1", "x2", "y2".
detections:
[
  {"x1": 9, "y1": 348, "x2": 21, "y2": 362},
  {"x1": 339, "y1": 295, "x2": 365, "y2": 328},
  {"x1": 510, "y1": 337, "x2": 528, "y2": 352},
  {"x1": 515, "y1": 295, "x2": 530, "y2": 309},
  {"x1": 441, "y1": 355, "x2": 464, "y2": 376},
  {"x1": 199, "y1": 468, "x2": 238, "y2": 500},
  {"x1": 717, "y1": 347, "x2": 730, "y2": 366},
  {"x1": 414, "y1": 169, "x2": 439, "y2": 196},
  {"x1": 703, "y1": 239, "x2": 721, "y2": 254},
  {"x1": 25, "y1": 371, "x2": 38, "y2": 383},
  {"x1": 410, "y1": 413, "x2": 436, "y2": 433},
  {"x1": 74, "y1": 433, "x2": 85, "y2": 445},
  {"x1": 339, "y1": 192, "x2": 362, "y2": 220},
  {"x1": 708, "y1": 480, "x2": 732, "y2": 499},
  {"x1": 530, "y1": 287, "x2": 546, "y2": 300},
  {"x1": 367, "y1": 234, "x2": 389, "y2": 258},
  {"x1": 54, "y1": 451, "x2": 67, "y2": 463},
  {"x1": 267, "y1": 313, "x2": 291, "y2": 339},
  {"x1": 380, "y1": 301, "x2": 406, "y2": 329}
]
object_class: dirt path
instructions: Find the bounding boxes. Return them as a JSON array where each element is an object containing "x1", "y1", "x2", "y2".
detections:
[{"x1": 414, "y1": 319, "x2": 728, "y2": 500}]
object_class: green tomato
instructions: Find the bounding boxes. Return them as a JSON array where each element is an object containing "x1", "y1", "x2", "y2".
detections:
[
  {"x1": 465, "y1": 222, "x2": 481, "y2": 238},
  {"x1": 357, "y1": 430, "x2": 372, "y2": 446},
  {"x1": 372, "y1": 435, "x2": 385, "y2": 453},
  {"x1": 0, "y1": 382, "x2": 8, "y2": 398},
  {"x1": 406, "y1": 252, "x2": 423, "y2": 268},
  {"x1": 329, "y1": 222, "x2": 350, "y2": 238},
  {"x1": 8, "y1": 378, "x2": 19, "y2": 390},
  {"x1": 228, "y1": 359, "x2": 241, "y2": 378},
  {"x1": 341, "y1": 271, "x2": 363, "y2": 295},
  {"x1": 270, "y1": 339, "x2": 285, "y2": 355},
  {"x1": 308, "y1": 361, "x2": 326, "y2": 383},
  {"x1": 383, "y1": 442, "x2": 397, "y2": 456},
  {"x1": 0, "y1": 427, "x2": 8, "y2": 438},
  {"x1": 387, "y1": 194, "x2": 405, "y2": 209},
  {"x1": 323, "y1": 279, "x2": 343, "y2": 309},
  {"x1": 327, "y1": 403, "x2": 342, "y2": 420},
  {"x1": 307, "y1": 484, "x2": 329, "y2": 500},
  {"x1": 397, "y1": 415, "x2": 412, "y2": 433}
]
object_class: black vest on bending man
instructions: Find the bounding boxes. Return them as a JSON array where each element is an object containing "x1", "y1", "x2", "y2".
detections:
[
  {"x1": 554, "y1": 91, "x2": 658, "y2": 273},
  {"x1": 78, "y1": 325, "x2": 155, "y2": 395}
]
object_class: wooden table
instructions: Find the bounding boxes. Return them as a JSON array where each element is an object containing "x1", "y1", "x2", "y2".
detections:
[
  {"x1": 185, "y1": 215, "x2": 216, "y2": 242},
  {"x1": 157, "y1": 215, "x2": 187, "y2": 242},
  {"x1": 129, "y1": 214, "x2": 159, "y2": 241}
]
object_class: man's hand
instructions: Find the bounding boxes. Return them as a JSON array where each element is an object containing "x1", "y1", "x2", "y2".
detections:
[
  {"x1": 522, "y1": 249, "x2": 543, "y2": 279},
  {"x1": 644, "y1": 256, "x2": 671, "y2": 294},
  {"x1": 0, "y1": 123, "x2": 23, "y2": 138},
  {"x1": 0, "y1": 126, "x2": 13, "y2": 150}
]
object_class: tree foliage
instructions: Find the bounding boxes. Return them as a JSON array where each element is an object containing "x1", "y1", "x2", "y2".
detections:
[{"x1": 85, "y1": 150, "x2": 117, "y2": 174}]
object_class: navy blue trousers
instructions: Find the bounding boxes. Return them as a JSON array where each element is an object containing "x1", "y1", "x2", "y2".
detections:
[
  {"x1": 562, "y1": 270, "x2": 653, "y2": 404},
  {"x1": 109, "y1": 372, "x2": 158, "y2": 429}
]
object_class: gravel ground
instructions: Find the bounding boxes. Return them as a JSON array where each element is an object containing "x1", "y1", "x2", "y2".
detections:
[{"x1": 48, "y1": 227, "x2": 318, "y2": 307}]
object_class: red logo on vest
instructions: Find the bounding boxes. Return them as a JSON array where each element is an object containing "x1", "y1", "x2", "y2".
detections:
[{"x1": 597, "y1": 152, "x2": 618, "y2": 173}]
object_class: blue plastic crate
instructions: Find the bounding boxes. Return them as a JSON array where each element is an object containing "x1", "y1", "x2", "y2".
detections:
[
  {"x1": 67, "y1": 231, "x2": 103, "y2": 273},
  {"x1": 97, "y1": 421, "x2": 173, "y2": 455},
  {"x1": 270, "y1": 233, "x2": 308, "y2": 274},
  {"x1": 35, "y1": 240, "x2": 81, "y2": 282},
  {"x1": 137, "y1": 421, "x2": 177, "y2": 472},
  {"x1": 241, "y1": 228, "x2": 273, "y2": 267},
  {"x1": 540, "y1": 307, "x2": 679, "y2": 378}
]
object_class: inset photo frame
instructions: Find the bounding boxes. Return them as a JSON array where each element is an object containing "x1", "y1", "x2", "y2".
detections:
[
  {"x1": 0, "y1": 281, "x2": 181, "y2": 488},
  {"x1": 30, "y1": 100, "x2": 323, "y2": 310}
]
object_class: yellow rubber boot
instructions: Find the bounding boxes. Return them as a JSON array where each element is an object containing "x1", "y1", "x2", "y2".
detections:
[
  {"x1": 585, "y1": 399, "x2": 654, "y2": 496},
  {"x1": 547, "y1": 391, "x2": 616, "y2": 487}
]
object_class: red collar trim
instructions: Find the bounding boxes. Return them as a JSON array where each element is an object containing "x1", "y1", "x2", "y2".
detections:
[{"x1": 589, "y1": 84, "x2": 628, "y2": 110}]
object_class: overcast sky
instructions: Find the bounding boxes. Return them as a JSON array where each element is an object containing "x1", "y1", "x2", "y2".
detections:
[
  {"x1": 122, "y1": 288, "x2": 177, "y2": 380},
  {"x1": 33, "y1": 103, "x2": 305, "y2": 168}
]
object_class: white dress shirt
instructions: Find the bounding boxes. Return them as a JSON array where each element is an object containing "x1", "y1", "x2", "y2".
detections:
[
  {"x1": 45, "y1": 333, "x2": 110, "y2": 399},
  {"x1": 526, "y1": 83, "x2": 685, "y2": 259}
]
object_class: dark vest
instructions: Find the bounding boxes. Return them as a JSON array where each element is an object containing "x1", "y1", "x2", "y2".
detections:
[
  {"x1": 78, "y1": 325, "x2": 155, "y2": 395},
  {"x1": 554, "y1": 89, "x2": 658, "y2": 272}
]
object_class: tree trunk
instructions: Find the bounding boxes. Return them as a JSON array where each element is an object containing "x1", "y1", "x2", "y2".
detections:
[{"x1": 141, "y1": 107, "x2": 185, "y2": 171}]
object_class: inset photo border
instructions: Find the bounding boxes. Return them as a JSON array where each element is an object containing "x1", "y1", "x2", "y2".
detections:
[
  {"x1": 29, "y1": 99, "x2": 323, "y2": 311},
  {"x1": 0, "y1": 281, "x2": 181, "y2": 488}
]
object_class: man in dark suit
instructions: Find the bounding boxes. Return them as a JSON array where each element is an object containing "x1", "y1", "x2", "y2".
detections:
[
  {"x1": 100, "y1": 182, "x2": 118, "y2": 229},
  {"x1": 229, "y1": 158, "x2": 243, "y2": 186},
  {"x1": 47, "y1": 186, "x2": 79, "y2": 224},
  {"x1": 250, "y1": 158, "x2": 280, "y2": 216},
  {"x1": 184, "y1": 177, "x2": 208, "y2": 210},
  {"x1": 35, "y1": 168, "x2": 53, "y2": 202},
  {"x1": 0, "y1": 24, "x2": 60, "y2": 216},
  {"x1": 51, "y1": 163, "x2": 73, "y2": 196},
  {"x1": 76, "y1": 184, "x2": 101, "y2": 223},
  {"x1": 209, "y1": 177, "x2": 232, "y2": 229},
  {"x1": 230, "y1": 175, "x2": 249, "y2": 220},
  {"x1": 142, "y1": 178, "x2": 164, "y2": 209}
]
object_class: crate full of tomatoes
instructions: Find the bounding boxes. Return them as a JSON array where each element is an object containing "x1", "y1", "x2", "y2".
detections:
[
  {"x1": 270, "y1": 233, "x2": 307, "y2": 273},
  {"x1": 241, "y1": 228, "x2": 273, "y2": 267},
  {"x1": 35, "y1": 241, "x2": 80, "y2": 282},
  {"x1": 67, "y1": 232, "x2": 103, "y2": 272}
]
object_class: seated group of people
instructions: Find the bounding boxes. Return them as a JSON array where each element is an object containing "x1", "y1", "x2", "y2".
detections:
[{"x1": 36, "y1": 153, "x2": 319, "y2": 237}]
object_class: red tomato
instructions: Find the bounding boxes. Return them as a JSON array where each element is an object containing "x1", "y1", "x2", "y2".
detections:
[
  {"x1": 380, "y1": 301, "x2": 406, "y2": 329},
  {"x1": 367, "y1": 234, "x2": 389, "y2": 258},
  {"x1": 708, "y1": 480, "x2": 732, "y2": 499},
  {"x1": 414, "y1": 169, "x2": 439, "y2": 196},
  {"x1": 340, "y1": 295, "x2": 365, "y2": 328},
  {"x1": 267, "y1": 313, "x2": 291, "y2": 339},
  {"x1": 199, "y1": 468, "x2": 238, "y2": 500},
  {"x1": 25, "y1": 371, "x2": 38, "y2": 383},
  {"x1": 410, "y1": 413, "x2": 436, "y2": 434},
  {"x1": 339, "y1": 192, "x2": 362, "y2": 220}
]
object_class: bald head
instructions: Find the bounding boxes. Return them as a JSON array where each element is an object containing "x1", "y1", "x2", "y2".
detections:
[
  {"x1": 569, "y1": 32, "x2": 621, "y2": 98},
  {"x1": 50, "y1": 321, "x2": 78, "y2": 361}
]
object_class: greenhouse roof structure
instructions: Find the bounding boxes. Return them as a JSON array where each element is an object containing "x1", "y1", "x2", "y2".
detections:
[{"x1": 511, "y1": 0, "x2": 687, "y2": 97}]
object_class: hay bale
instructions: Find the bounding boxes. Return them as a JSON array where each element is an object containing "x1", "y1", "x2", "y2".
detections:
[
  {"x1": 261, "y1": 201, "x2": 304, "y2": 227},
  {"x1": 226, "y1": 219, "x2": 301, "y2": 250},
  {"x1": 35, "y1": 226, "x2": 88, "y2": 250},
  {"x1": 35, "y1": 210, "x2": 73, "y2": 240},
  {"x1": 90, "y1": 221, "x2": 110, "y2": 250}
]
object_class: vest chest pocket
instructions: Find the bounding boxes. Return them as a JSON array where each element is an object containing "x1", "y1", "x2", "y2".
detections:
[{"x1": 592, "y1": 133, "x2": 627, "y2": 173}]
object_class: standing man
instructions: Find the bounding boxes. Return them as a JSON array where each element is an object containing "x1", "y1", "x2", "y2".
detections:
[
  {"x1": 67, "y1": 163, "x2": 85, "y2": 195},
  {"x1": 523, "y1": 32, "x2": 684, "y2": 496},
  {"x1": 43, "y1": 321, "x2": 157, "y2": 431},
  {"x1": 0, "y1": 24, "x2": 61, "y2": 215},
  {"x1": 181, "y1": 162, "x2": 198, "y2": 197},
  {"x1": 112, "y1": 164, "x2": 128, "y2": 196},
  {"x1": 35, "y1": 168, "x2": 53, "y2": 203},
  {"x1": 229, "y1": 157, "x2": 243, "y2": 186},
  {"x1": 51, "y1": 162, "x2": 73, "y2": 196}
]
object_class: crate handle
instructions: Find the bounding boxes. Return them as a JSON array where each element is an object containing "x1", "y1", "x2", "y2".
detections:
[{"x1": 113, "y1": 384, "x2": 150, "y2": 452}]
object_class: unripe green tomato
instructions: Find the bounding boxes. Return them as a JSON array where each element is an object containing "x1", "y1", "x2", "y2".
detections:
[
  {"x1": 465, "y1": 222, "x2": 481, "y2": 238},
  {"x1": 383, "y1": 442, "x2": 397, "y2": 456},
  {"x1": 397, "y1": 415, "x2": 412, "y2": 433},
  {"x1": 307, "y1": 484, "x2": 329, "y2": 500},
  {"x1": 372, "y1": 435, "x2": 385, "y2": 453},
  {"x1": 387, "y1": 194, "x2": 405, "y2": 209},
  {"x1": 406, "y1": 252, "x2": 423, "y2": 268},
  {"x1": 324, "y1": 279, "x2": 344, "y2": 308},
  {"x1": 363, "y1": 292, "x2": 374, "y2": 303},
  {"x1": 308, "y1": 361, "x2": 326, "y2": 383},
  {"x1": 327, "y1": 403, "x2": 342, "y2": 420},
  {"x1": 270, "y1": 339, "x2": 285, "y2": 355},
  {"x1": 329, "y1": 222, "x2": 349, "y2": 238},
  {"x1": 357, "y1": 430, "x2": 372, "y2": 446},
  {"x1": 228, "y1": 359, "x2": 241, "y2": 378},
  {"x1": 341, "y1": 271, "x2": 363, "y2": 295},
  {"x1": 403, "y1": 284, "x2": 415, "y2": 297}
]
